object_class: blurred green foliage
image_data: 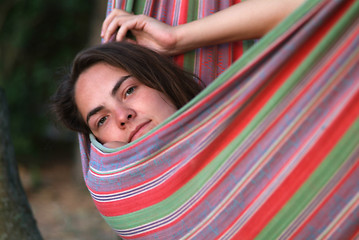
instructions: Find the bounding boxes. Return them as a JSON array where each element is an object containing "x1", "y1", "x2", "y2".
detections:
[{"x1": 0, "y1": 0, "x2": 95, "y2": 161}]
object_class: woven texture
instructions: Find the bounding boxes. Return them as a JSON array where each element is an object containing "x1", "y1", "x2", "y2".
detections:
[{"x1": 81, "y1": 0, "x2": 359, "y2": 239}]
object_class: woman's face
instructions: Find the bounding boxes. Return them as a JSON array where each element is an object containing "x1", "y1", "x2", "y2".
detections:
[{"x1": 75, "y1": 63, "x2": 177, "y2": 144}]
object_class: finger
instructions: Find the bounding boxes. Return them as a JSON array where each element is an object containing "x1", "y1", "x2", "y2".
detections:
[
  {"x1": 113, "y1": 16, "x2": 139, "y2": 41},
  {"x1": 125, "y1": 38, "x2": 137, "y2": 45},
  {"x1": 115, "y1": 22, "x2": 132, "y2": 42},
  {"x1": 104, "y1": 15, "x2": 132, "y2": 42},
  {"x1": 101, "y1": 9, "x2": 131, "y2": 38},
  {"x1": 103, "y1": 16, "x2": 129, "y2": 42},
  {"x1": 115, "y1": 15, "x2": 148, "y2": 42},
  {"x1": 102, "y1": 10, "x2": 119, "y2": 37}
]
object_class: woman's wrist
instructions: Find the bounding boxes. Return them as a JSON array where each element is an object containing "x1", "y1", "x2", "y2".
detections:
[
  {"x1": 164, "y1": 25, "x2": 197, "y2": 55},
  {"x1": 170, "y1": 23, "x2": 211, "y2": 55}
]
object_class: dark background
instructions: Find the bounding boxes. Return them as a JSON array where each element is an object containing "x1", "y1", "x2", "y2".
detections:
[{"x1": 0, "y1": 0, "x2": 119, "y2": 238}]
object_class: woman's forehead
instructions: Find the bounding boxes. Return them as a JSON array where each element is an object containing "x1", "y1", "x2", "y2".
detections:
[
  {"x1": 74, "y1": 64, "x2": 128, "y2": 113},
  {"x1": 77, "y1": 64, "x2": 128, "y2": 87}
]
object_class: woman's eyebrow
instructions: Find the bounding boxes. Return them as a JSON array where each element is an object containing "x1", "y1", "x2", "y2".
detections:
[
  {"x1": 111, "y1": 75, "x2": 131, "y2": 97},
  {"x1": 86, "y1": 106, "x2": 104, "y2": 124}
]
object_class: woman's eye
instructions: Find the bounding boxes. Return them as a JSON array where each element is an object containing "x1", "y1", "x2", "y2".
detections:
[
  {"x1": 97, "y1": 116, "x2": 108, "y2": 127},
  {"x1": 125, "y1": 86, "x2": 136, "y2": 97}
]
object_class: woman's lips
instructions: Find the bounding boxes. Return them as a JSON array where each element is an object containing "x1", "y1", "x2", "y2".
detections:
[{"x1": 129, "y1": 120, "x2": 152, "y2": 142}]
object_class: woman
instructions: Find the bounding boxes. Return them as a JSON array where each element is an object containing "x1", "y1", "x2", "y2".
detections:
[{"x1": 52, "y1": 42, "x2": 203, "y2": 147}]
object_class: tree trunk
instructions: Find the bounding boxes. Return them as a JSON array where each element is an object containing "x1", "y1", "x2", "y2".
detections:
[{"x1": 0, "y1": 88, "x2": 43, "y2": 240}]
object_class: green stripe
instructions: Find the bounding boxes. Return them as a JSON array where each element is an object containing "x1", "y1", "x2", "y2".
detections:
[
  {"x1": 132, "y1": 0, "x2": 146, "y2": 14},
  {"x1": 124, "y1": 0, "x2": 134, "y2": 12},
  {"x1": 242, "y1": 39, "x2": 256, "y2": 53},
  {"x1": 186, "y1": 0, "x2": 198, "y2": 24},
  {"x1": 182, "y1": 50, "x2": 196, "y2": 74},
  {"x1": 256, "y1": 117, "x2": 359, "y2": 239},
  {"x1": 182, "y1": 0, "x2": 199, "y2": 74}
]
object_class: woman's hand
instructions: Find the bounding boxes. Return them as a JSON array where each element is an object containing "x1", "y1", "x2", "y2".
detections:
[
  {"x1": 101, "y1": 9, "x2": 179, "y2": 55},
  {"x1": 101, "y1": 0, "x2": 305, "y2": 55}
]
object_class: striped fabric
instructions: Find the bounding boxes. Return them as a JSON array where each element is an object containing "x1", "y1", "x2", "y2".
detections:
[
  {"x1": 80, "y1": 0, "x2": 359, "y2": 239},
  {"x1": 105, "y1": 0, "x2": 252, "y2": 85}
]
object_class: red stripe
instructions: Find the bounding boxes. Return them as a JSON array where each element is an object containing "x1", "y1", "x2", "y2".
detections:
[
  {"x1": 352, "y1": 229, "x2": 359, "y2": 240},
  {"x1": 178, "y1": 0, "x2": 188, "y2": 25},
  {"x1": 173, "y1": 0, "x2": 186, "y2": 69},
  {"x1": 232, "y1": 0, "x2": 243, "y2": 61},
  {"x1": 197, "y1": 48, "x2": 203, "y2": 81},
  {"x1": 174, "y1": 54, "x2": 185, "y2": 68},
  {"x1": 232, "y1": 41, "x2": 243, "y2": 63},
  {"x1": 169, "y1": 0, "x2": 176, "y2": 26}
]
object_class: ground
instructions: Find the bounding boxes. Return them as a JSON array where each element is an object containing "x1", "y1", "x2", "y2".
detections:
[{"x1": 19, "y1": 150, "x2": 119, "y2": 240}]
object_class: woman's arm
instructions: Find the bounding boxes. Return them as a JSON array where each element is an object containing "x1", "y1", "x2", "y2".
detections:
[{"x1": 101, "y1": 0, "x2": 305, "y2": 55}]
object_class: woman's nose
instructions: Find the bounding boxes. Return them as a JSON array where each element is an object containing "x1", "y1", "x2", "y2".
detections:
[{"x1": 115, "y1": 108, "x2": 135, "y2": 128}]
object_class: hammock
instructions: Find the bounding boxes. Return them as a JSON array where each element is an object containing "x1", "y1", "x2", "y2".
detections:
[{"x1": 80, "y1": 0, "x2": 359, "y2": 239}]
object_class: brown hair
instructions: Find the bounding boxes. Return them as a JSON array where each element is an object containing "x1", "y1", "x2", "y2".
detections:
[{"x1": 51, "y1": 42, "x2": 203, "y2": 135}]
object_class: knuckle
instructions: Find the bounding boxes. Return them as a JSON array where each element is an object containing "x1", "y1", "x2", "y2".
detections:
[{"x1": 138, "y1": 14, "x2": 147, "y2": 20}]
